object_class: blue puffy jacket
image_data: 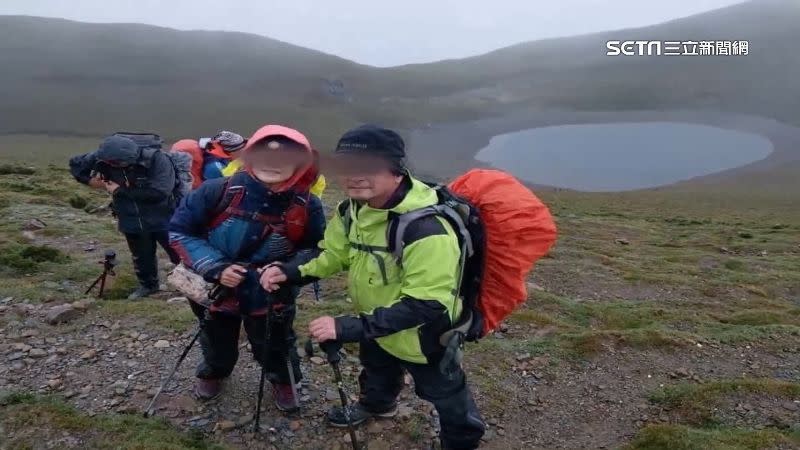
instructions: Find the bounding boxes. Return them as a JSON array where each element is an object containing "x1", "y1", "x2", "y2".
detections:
[{"x1": 169, "y1": 172, "x2": 325, "y2": 314}]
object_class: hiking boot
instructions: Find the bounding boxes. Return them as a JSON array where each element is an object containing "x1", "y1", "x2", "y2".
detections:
[
  {"x1": 193, "y1": 378, "x2": 222, "y2": 400},
  {"x1": 127, "y1": 285, "x2": 159, "y2": 300},
  {"x1": 272, "y1": 383, "x2": 299, "y2": 412},
  {"x1": 328, "y1": 403, "x2": 397, "y2": 428}
]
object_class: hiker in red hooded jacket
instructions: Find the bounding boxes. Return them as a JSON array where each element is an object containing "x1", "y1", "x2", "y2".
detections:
[{"x1": 169, "y1": 125, "x2": 325, "y2": 411}]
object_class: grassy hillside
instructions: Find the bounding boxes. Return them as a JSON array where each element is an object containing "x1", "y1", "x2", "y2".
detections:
[{"x1": 0, "y1": 159, "x2": 798, "y2": 449}]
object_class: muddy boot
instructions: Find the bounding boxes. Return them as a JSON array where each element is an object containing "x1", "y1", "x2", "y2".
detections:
[{"x1": 194, "y1": 378, "x2": 222, "y2": 400}]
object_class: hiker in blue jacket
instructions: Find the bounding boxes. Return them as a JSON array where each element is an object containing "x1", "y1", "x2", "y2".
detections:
[{"x1": 169, "y1": 125, "x2": 325, "y2": 411}]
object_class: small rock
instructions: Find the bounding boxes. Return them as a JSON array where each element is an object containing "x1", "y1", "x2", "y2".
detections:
[
  {"x1": 29, "y1": 348, "x2": 48, "y2": 358},
  {"x1": 71, "y1": 299, "x2": 95, "y2": 311},
  {"x1": 47, "y1": 379, "x2": 62, "y2": 389},
  {"x1": 497, "y1": 429, "x2": 506, "y2": 436},
  {"x1": 167, "y1": 297, "x2": 188, "y2": 304},
  {"x1": 108, "y1": 398, "x2": 123, "y2": 407},
  {"x1": 236, "y1": 415, "x2": 252, "y2": 427},
  {"x1": 516, "y1": 353, "x2": 531, "y2": 362},
  {"x1": 215, "y1": 420, "x2": 237, "y2": 432},
  {"x1": 326, "y1": 389, "x2": 339, "y2": 401},
  {"x1": 21, "y1": 329, "x2": 39, "y2": 338},
  {"x1": 81, "y1": 349, "x2": 98, "y2": 359},
  {"x1": 674, "y1": 367, "x2": 690, "y2": 378},
  {"x1": 343, "y1": 432, "x2": 362, "y2": 444},
  {"x1": 63, "y1": 390, "x2": 77, "y2": 399},
  {"x1": 615, "y1": 238, "x2": 630, "y2": 245},
  {"x1": 13, "y1": 343, "x2": 32, "y2": 352},
  {"x1": 24, "y1": 218, "x2": 47, "y2": 231},
  {"x1": 22, "y1": 231, "x2": 37, "y2": 241},
  {"x1": 488, "y1": 418, "x2": 498, "y2": 426},
  {"x1": 526, "y1": 282, "x2": 545, "y2": 292},
  {"x1": 310, "y1": 356, "x2": 325, "y2": 365},
  {"x1": 46, "y1": 304, "x2": 81, "y2": 325},
  {"x1": 8, "y1": 352, "x2": 25, "y2": 361},
  {"x1": 497, "y1": 322, "x2": 509, "y2": 333},
  {"x1": 782, "y1": 401, "x2": 799, "y2": 412},
  {"x1": 154, "y1": 340, "x2": 170, "y2": 349},
  {"x1": 290, "y1": 420, "x2": 302, "y2": 431}
]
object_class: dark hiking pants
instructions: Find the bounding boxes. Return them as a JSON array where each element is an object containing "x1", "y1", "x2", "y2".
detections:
[
  {"x1": 124, "y1": 231, "x2": 180, "y2": 289},
  {"x1": 189, "y1": 301, "x2": 301, "y2": 385},
  {"x1": 357, "y1": 338, "x2": 485, "y2": 450}
]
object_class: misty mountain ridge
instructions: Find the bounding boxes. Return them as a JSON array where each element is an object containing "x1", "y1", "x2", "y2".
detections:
[{"x1": 0, "y1": 0, "x2": 797, "y2": 145}]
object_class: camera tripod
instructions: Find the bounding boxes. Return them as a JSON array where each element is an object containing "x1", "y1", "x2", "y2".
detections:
[{"x1": 85, "y1": 250, "x2": 118, "y2": 298}]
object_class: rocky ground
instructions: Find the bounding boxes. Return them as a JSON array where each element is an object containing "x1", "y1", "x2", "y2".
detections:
[{"x1": 1, "y1": 164, "x2": 799, "y2": 449}]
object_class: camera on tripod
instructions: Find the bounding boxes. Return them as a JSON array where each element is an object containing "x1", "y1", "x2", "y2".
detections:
[{"x1": 85, "y1": 250, "x2": 118, "y2": 298}]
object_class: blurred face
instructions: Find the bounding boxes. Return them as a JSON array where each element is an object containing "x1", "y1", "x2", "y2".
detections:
[
  {"x1": 342, "y1": 171, "x2": 404, "y2": 202},
  {"x1": 329, "y1": 154, "x2": 403, "y2": 203},
  {"x1": 244, "y1": 140, "x2": 310, "y2": 185}
]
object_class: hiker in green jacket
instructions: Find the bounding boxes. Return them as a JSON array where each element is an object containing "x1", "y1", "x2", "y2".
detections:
[{"x1": 260, "y1": 125, "x2": 485, "y2": 450}]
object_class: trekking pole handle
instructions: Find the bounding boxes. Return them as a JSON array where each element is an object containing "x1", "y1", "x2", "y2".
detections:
[{"x1": 319, "y1": 340, "x2": 343, "y2": 364}]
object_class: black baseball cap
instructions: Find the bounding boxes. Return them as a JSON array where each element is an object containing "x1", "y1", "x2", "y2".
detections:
[{"x1": 333, "y1": 125, "x2": 406, "y2": 174}]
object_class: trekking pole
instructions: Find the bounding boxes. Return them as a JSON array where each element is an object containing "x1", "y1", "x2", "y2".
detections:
[
  {"x1": 144, "y1": 309, "x2": 209, "y2": 418},
  {"x1": 318, "y1": 340, "x2": 359, "y2": 450},
  {"x1": 312, "y1": 281, "x2": 322, "y2": 302},
  {"x1": 253, "y1": 301, "x2": 273, "y2": 432},
  {"x1": 285, "y1": 326, "x2": 300, "y2": 411}
]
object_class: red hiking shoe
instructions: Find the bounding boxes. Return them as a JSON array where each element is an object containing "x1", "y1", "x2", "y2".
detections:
[{"x1": 272, "y1": 383, "x2": 299, "y2": 412}]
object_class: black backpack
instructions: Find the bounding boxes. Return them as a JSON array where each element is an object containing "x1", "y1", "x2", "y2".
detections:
[{"x1": 111, "y1": 132, "x2": 192, "y2": 202}]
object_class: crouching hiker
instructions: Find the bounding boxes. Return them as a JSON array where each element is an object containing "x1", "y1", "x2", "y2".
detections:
[
  {"x1": 168, "y1": 125, "x2": 325, "y2": 411},
  {"x1": 260, "y1": 125, "x2": 486, "y2": 449},
  {"x1": 69, "y1": 133, "x2": 182, "y2": 299}
]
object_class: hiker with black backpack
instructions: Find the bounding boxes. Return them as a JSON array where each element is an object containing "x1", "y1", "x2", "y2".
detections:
[
  {"x1": 69, "y1": 133, "x2": 187, "y2": 299},
  {"x1": 260, "y1": 125, "x2": 491, "y2": 449},
  {"x1": 168, "y1": 125, "x2": 325, "y2": 411}
]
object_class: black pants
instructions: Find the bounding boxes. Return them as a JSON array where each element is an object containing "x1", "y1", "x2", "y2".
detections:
[
  {"x1": 189, "y1": 301, "x2": 301, "y2": 384},
  {"x1": 124, "y1": 231, "x2": 180, "y2": 289},
  {"x1": 358, "y1": 339, "x2": 485, "y2": 450}
]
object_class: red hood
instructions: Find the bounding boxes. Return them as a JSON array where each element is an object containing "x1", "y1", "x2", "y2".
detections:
[
  {"x1": 207, "y1": 142, "x2": 233, "y2": 160},
  {"x1": 243, "y1": 124, "x2": 319, "y2": 193}
]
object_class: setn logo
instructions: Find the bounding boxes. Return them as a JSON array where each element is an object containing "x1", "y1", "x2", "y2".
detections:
[{"x1": 606, "y1": 40, "x2": 662, "y2": 56}]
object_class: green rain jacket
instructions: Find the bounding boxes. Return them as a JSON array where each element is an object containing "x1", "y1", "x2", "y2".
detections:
[{"x1": 287, "y1": 176, "x2": 463, "y2": 364}]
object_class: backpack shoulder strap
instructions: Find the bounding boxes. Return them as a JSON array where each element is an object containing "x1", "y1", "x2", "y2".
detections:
[
  {"x1": 207, "y1": 176, "x2": 242, "y2": 229},
  {"x1": 284, "y1": 192, "x2": 311, "y2": 244},
  {"x1": 337, "y1": 200, "x2": 353, "y2": 238},
  {"x1": 389, "y1": 203, "x2": 474, "y2": 264}
]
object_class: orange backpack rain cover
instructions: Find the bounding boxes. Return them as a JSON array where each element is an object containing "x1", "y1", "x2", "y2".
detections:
[
  {"x1": 448, "y1": 169, "x2": 557, "y2": 334},
  {"x1": 171, "y1": 139, "x2": 205, "y2": 189}
]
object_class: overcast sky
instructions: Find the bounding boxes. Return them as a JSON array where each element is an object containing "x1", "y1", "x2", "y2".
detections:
[{"x1": 0, "y1": 0, "x2": 745, "y2": 66}]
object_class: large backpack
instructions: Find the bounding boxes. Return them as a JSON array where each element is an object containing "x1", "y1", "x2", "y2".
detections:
[
  {"x1": 170, "y1": 139, "x2": 205, "y2": 189},
  {"x1": 340, "y1": 169, "x2": 557, "y2": 343},
  {"x1": 112, "y1": 132, "x2": 192, "y2": 203}
]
